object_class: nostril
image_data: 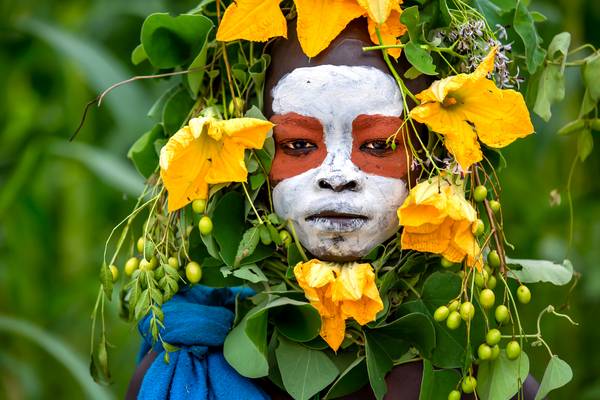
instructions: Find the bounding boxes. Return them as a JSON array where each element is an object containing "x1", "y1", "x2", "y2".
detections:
[
  {"x1": 343, "y1": 181, "x2": 357, "y2": 191},
  {"x1": 318, "y1": 179, "x2": 332, "y2": 190}
]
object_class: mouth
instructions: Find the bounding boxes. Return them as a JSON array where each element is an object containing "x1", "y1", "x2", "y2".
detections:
[{"x1": 305, "y1": 211, "x2": 369, "y2": 232}]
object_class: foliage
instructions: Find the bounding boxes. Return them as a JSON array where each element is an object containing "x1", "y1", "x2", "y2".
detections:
[{"x1": 0, "y1": 0, "x2": 599, "y2": 399}]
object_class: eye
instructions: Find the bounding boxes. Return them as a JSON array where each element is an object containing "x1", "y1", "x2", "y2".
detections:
[
  {"x1": 360, "y1": 139, "x2": 396, "y2": 155},
  {"x1": 280, "y1": 139, "x2": 317, "y2": 155}
]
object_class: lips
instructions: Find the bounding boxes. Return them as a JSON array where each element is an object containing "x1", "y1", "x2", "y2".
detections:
[{"x1": 305, "y1": 211, "x2": 369, "y2": 232}]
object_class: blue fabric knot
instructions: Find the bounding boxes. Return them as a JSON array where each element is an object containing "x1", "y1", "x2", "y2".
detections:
[{"x1": 137, "y1": 285, "x2": 269, "y2": 400}]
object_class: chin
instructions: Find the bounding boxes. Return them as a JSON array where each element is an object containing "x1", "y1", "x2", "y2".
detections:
[{"x1": 293, "y1": 216, "x2": 399, "y2": 262}]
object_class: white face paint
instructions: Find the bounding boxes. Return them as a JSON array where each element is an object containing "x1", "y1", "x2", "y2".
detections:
[{"x1": 271, "y1": 65, "x2": 409, "y2": 261}]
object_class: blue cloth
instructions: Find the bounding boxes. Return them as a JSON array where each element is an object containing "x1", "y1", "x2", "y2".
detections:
[{"x1": 137, "y1": 285, "x2": 269, "y2": 400}]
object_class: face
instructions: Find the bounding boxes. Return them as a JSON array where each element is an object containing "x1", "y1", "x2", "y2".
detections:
[{"x1": 270, "y1": 65, "x2": 410, "y2": 261}]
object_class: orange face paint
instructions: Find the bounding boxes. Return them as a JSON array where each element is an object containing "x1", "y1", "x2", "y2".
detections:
[
  {"x1": 270, "y1": 112, "x2": 327, "y2": 182},
  {"x1": 350, "y1": 114, "x2": 408, "y2": 179},
  {"x1": 270, "y1": 113, "x2": 409, "y2": 182}
]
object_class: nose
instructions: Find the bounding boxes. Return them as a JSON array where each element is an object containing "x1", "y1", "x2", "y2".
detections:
[
  {"x1": 318, "y1": 178, "x2": 358, "y2": 192},
  {"x1": 317, "y1": 176, "x2": 358, "y2": 192}
]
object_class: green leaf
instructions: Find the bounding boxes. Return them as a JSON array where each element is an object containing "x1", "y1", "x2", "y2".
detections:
[
  {"x1": 370, "y1": 312, "x2": 436, "y2": 359},
  {"x1": 232, "y1": 264, "x2": 268, "y2": 283},
  {"x1": 583, "y1": 53, "x2": 600, "y2": 101},
  {"x1": 506, "y1": 258, "x2": 574, "y2": 285},
  {"x1": 234, "y1": 227, "x2": 261, "y2": 266},
  {"x1": 99, "y1": 263, "x2": 113, "y2": 299},
  {"x1": 557, "y1": 119, "x2": 586, "y2": 136},
  {"x1": 533, "y1": 33, "x2": 570, "y2": 121},
  {"x1": 187, "y1": 25, "x2": 213, "y2": 97},
  {"x1": 577, "y1": 128, "x2": 594, "y2": 162},
  {"x1": 131, "y1": 44, "x2": 147, "y2": 65},
  {"x1": 365, "y1": 330, "x2": 393, "y2": 400},
  {"x1": 213, "y1": 192, "x2": 246, "y2": 266},
  {"x1": 325, "y1": 356, "x2": 369, "y2": 399},
  {"x1": 418, "y1": 359, "x2": 461, "y2": 400},
  {"x1": 533, "y1": 64, "x2": 564, "y2": 121},
  {"x1": 514, "y1": 1, "x2": 546, "y2": 74},
  {"x1": 477, "y1": 350, "x2": 530, "y2": 400},
  {"x1": 141, "y1": 13, "x2": 214, "y2": 69},
  {"x1": 224, "y1": 296, "x2": 318, "y2": 378},
  {"x1": 404, "y1": 42, "x2": 437, "y2": 76},
  {"x1": 535, "y1": 356, "x2": 573, "y2": 400},
  {"x1": 276, "y1": 337, "x2": 339, "y2": 400},
  {"x1": 400, "y1": 6, "x2": 420, "y2": 42},
  {"x1": 272, "y1": 302, "x2": 321, "y2": 342},
  {"x1": 162, "y1": 85, "x2": 195, "y2": 135},
  {"x1": 127, "y1": 124, "x2": 163, "y2": 178},
  {"x1": 249, "y1": 55, "x2": 271, "y2": 110}
]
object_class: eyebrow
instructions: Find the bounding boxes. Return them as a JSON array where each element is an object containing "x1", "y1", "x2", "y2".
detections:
[
  {"x1": 271, "y1": 112, "x2": 323, "y2": 130},
  {"x1": 352, "y1": 114, "x2": 403, "y2": 132}
]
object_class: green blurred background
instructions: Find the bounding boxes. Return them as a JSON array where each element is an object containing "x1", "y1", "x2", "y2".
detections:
[{"x1": 0, "y1": 0, "x2": 598, "y2": 399}]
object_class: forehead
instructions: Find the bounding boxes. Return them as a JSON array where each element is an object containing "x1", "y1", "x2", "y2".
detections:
[{"x1": 271, "y1": 65, "x2": 403, "y2": 122}]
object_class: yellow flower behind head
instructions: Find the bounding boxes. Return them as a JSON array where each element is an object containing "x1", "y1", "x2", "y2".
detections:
[
  {"x1": 216, "y1": 0, "x2": 406, "y2": 59},
  {"x1": 398, "y1": 176, "x2": 483, "y2": 269},
  {"x1": 159, "y1": 117, "x2": 273, "y2": 212},
  {"x1": 294, "y1": 260, "x2": 383, "y2": 351},
  {"x1": 409, "y1": 48, "x2": 534, "y2": 171}
]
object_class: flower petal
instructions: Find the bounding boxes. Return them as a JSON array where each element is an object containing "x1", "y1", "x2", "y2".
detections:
[
  {"x1": 295, "y1": 0, "x2": 364, "y2": 58},
  {"x1": 357, "y1": 0, "x2": 399, "y2": 24},
  {"x1": 204, "y1": 140, "x2": 248, "y2": 183},
  {"x1": 320, "y1": 313, "x2": 346, "y2": 352},
  {"x1": 218, "y1": 118, "x2": 273, "y2": 148},
  {"x1": 160, "y1": 126, "x2": 212, "y2": 212},
  {"x1": 458, "y1": 80, "x2": 534, "y2": 148},
  {"x1": 367, "y1": 9, "x2": 406, "y2": 59},
  {"x1": 216, "y1": 0, "x2": 287, "y2": 42}
]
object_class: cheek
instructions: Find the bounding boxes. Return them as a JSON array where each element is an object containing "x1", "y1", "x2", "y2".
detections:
[
  {"x1": 269, "y1": 147, "x2": 327, "y2": 183},
  {"x1": 351, "y1": 146, "x2": 409, "y2": 179}
]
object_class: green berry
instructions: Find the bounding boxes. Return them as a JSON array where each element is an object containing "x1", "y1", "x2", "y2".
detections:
[
  {"x1": 478, "y1": 343, "x2": 492, "y2": 360},
  {"x1": 441, "y1": 257, "x2": 456, "y2": 268},
  {"x1": 486, "y1": 329, "x2": 502, "y2": 346},
  {"x1": 460, "y1": 301, "x2": 475, "y2": 321},
  {"x1": 192, "y1": 199, "x2": 207, "y2": 214},
  {"x1": 280, "y1": 230, "x2": 292, "y2": 247},
  {"x1": 473, "y1": 185, "x2": 488, "y2": 202},
  {"x1": 446, "y1": 311, "x2": 462, "y2": 330},
  {"x1": 495, "y1": 305, "x2": 510, "y2": 324},
  {"x1": 448, "y1": 300, "x2": 460, "y2": 312},
  {"x1": 448, "y1": 390, "x2": 461, "y2": 400},
  {"x1": 490, "y1": 344, "x2": 500, "y2": 360},
  {"x1": 124, "y1": 257, "x2": 139, "y2": 276},
  {"x1": 228, "y1": 97, "x2": 245, "y2": 115},
  {"x1": 475, "y1": 269, "x2": 489, "y2": 288},
  {"x1": 506, "y1": 340, "x2": 521, "y2": 360},
  {"x1": 472, "y1": 219, "x2": 485, "y2": 236},
  {"x1": 167, "y1": 257, "x2": 179, "y2": 269},
  {"x1": 136, "y1": 237, "x2": 145, "y2": 253},
  {"x1": 434, "y1": 306, "x2": 450, "y2": 322},
  {"x1": 185, "y1": 261, "x2": 203, "y2": 284},
  {"x1": 487, "y1": 275, "x2": 497, "y2": 290},
  {"x1": 461, "y1": 376, "x2": 477, "y2": 394},
  {"x1": 516, "y1": 285, "x2": 531, "y2": 304},
  {"x1": 479, "y1": 289, "x2": 495, "y2": 309},
  {"x1": 109, "y1": 265, "x2": 119, "y2": 282},
  {"x1": 489, "y1": 200, "x2": 501, "y2": 213},
  {"x1": 198, "y1": 216, "x2": 213, "y2": 236},
  {"x1": 487, "y1": 250, "x2": 501, "y2": 269}
]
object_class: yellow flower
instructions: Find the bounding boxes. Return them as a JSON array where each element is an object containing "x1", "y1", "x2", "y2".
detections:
[
  {"x1": 216, "y1": 0, "x2": 406, "y2": 59},
  {"x1": 398, "y1": 175, "x2": 483, "y2": 269},
  {"x1": 294, "y1": 260, "x2": 383, "y2": 351},
  {"x1": 159, "y1": 117, "x2": 273, "y2": 212},
  {"x1": 409, "y1": 48, "x2": 534, "y2": 171}
]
